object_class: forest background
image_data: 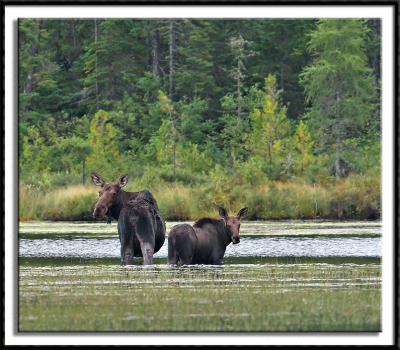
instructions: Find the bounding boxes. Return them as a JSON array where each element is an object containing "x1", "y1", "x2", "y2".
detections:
[{"x1": 18, "y1": 18, "x2": 381, "y2": 221}]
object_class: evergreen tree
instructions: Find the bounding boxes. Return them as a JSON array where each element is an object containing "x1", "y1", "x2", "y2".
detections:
[
  {"x1": 86, "y1": 110, "x2": 124, "y2": 178},
  {"x1": 248, "y1": 75, "x2": 290, "y2": 178},
  {"x1": 291, "y1": 120, "x2": 315, "y2": 177},
  {"x1": 17, "y1": 18, "x2": 380, "y2": 187},
  {"x1": 300, "y1": 19, "x2": 377, "y2": 180}
]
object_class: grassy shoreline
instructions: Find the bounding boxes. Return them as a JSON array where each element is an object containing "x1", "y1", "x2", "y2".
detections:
[{"x1": 19, "y1": 175, "x2": 380, "y2": 222}]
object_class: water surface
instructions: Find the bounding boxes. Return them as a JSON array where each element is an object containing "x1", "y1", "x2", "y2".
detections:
[{"x1": 19, "y1": 221, "x2": 381, "y2": 261}]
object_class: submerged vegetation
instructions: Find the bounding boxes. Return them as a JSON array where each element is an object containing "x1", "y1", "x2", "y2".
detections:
[{"x1": 19, "y1": 262, "x2": 381, "y2": 331}]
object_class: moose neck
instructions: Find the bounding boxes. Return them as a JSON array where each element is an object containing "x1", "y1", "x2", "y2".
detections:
[
  {"x1": 109, "y1": 190, "x2": 130, "y2": 220},
  {"x1": 218, "y1": 220, "x2": 233, "y2": 247}
]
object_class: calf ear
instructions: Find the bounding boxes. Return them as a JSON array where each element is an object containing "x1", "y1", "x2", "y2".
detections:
[
  {"x1": 218, "y1": 206, "x2": 228, "y2": 220},
  {"x1": 237, "y1": 207, "x2": 248, "y2": 220},
  {"x1": 118, "y1": 174, "x2": 129, "y2": 188},
  {"x1": 91, "y1": 172, "x2": 105, "y2": 187}
]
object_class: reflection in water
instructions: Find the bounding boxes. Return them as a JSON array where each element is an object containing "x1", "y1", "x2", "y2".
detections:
[{"x1": 19, "y1": 236, "x2": 381, "y2": 258}]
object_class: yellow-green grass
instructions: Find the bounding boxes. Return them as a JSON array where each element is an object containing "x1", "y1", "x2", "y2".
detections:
[
  {"x1": 19, "y1": 174, "x2": 381, "y2": 221},
  {"x1": 19, "y1": 263, "x2": 380, "y2": 332},
  {"x1": 19, "y1": 185, "x2": 97, "y2": 221}
]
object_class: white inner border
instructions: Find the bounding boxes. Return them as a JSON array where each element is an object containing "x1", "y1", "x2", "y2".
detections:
[{"x1": 5, "y1": 5, "x2": 395, "y2": 346}]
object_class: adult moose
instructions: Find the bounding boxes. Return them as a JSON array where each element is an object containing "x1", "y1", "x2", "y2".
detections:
[
  {"x1": 91, "y1": 172, "x2": 165, "y2": 266},
  {"x1": 168, "y1": 207, "x2": 248, "y2": 266}
]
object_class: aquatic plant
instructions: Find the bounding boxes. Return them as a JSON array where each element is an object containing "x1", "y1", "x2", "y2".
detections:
[{"x1": 19, "y1": 262, "x2": 381, "y2": 332}]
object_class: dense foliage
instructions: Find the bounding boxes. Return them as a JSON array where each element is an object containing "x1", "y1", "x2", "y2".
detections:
[{"x1": 18, "y1": 18, "x2": 381, "y2": 219}]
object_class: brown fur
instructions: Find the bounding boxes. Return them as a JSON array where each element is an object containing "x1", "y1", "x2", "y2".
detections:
[
  {"x1": 193, "y1": 217, "x2": 222, "y2": 228},
  {"x1": 168, "y1": 207, "x2": 248, "y2": 266},
  {"x1": 91, "y1": 172, "x2": 165, "y2": 265}
]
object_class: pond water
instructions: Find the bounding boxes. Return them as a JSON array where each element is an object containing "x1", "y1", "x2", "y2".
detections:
[
  {"x1": 19, "y1": 221, "x2": 381, "y2": 261},
  {"x1": 19, "y1": 221, "x2": 382, "y2": 333}
]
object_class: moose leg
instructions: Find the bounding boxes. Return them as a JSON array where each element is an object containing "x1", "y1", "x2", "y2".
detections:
[
  {"x1": 168, "y1": 225, "x2": 195, "y2": 266},
  {"x1": 121, "y1": 242, "x2": 134, "y2": 265},
  {"x1": 211, "y1": 251, "x2": 225, "y2": 265},
  {"x1": 140, "y1": 240, "x2": 154, "y2": 265},
  {"x1": 133, "y1": 211, "x2": 156, "y2": 265},
  {"x1": 118, "y1": 216, "x2": 134, "y2": 266},
  {"x1": 167, "y1": 235, "x2": 178, "y2": 266},
  {"x1": 176, "y1": 246, "x2": 194, "y2": 265}
]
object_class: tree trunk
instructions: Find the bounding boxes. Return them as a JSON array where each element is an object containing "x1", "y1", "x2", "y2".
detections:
[
  {"x1": 267, "y1": 141, "x2": 272, "y2": 175},
  {"x1": 335, "y1": 135, "x2": 342, "y2": 181},
  {"x1": 237, "y1": 59, "x2": 242, "y2": 120},
  {"x1": 169, "y1": 20, "x2": 176, "y2": 101},
  {"x1": 23, "y1": 20, "x2": 42, "y2": 112},
  {"x1": 334, "y1": 89, "x2": 343, "y2": 181},
  {"x1": 94, "y1": 19, "x2": 99, "y2": 110},
  {"x1": 334, "y1": 89, "x2": 344, "y2": 220},
  {"x1": 369, "y1": 19, "x2": 381, "y2": 87},
  {"x1": 151, "y1": 27, "x2": 160, "y2": 77},
  {"x1": 82, "y1": 158, "x2": 86, "y2": 185},
  {"x1": 71, "y1": 20, "x2": 77, "y2": 50},
  {"x1": 25, "y1": 70, "x2": 33, "y2": 102},
  {"x1": 171, "y1": 110, "x2": 177, "y2": 179}
]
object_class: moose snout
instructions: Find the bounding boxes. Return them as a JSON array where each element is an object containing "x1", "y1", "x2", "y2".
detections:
[
  {"x1": 232, "y1": 237, "x2": 240, "y2": 244},
  {"x1": 93, "y1": 204, "x2": 107, "y2": 218}
]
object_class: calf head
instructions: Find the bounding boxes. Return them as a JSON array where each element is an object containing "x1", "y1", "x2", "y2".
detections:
[
  {"x1": 218, "y1": 206, "x2": 248, "y2": 244},
  {"x1": 91, "y1": 172, "x2": 128, "y2": 222}
]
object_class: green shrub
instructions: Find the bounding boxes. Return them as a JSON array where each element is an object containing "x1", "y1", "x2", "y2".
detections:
[
  {"x1": 155, "y1": 185, "x2": 192, "y2": 220},
  {"x1": 333, "y1": 173, "x2": 381, "y2": 220}
]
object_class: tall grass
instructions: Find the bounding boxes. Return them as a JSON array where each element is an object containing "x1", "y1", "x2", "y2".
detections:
[
  {"x1": 19, "y1": 184, "x2": 45, "y2": 221},
  {"x1": 244, "y1": 182, "x2": 331, "y2": 219},
  {"x1": 19, "y1": 174, "x2": 380, "y2": 221},
  {"x1": 41, "y1": 185, "x2": 98, "y2": 221},
  {"x1": 20, "y1": 185, "x2": 97, "y2": 221}
]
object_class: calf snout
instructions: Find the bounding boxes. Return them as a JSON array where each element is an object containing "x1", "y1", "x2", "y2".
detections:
[{"x1": 232, "y1": 237, "x2": 240, "y2": 244}]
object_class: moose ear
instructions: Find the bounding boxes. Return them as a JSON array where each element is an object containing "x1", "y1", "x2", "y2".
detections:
[
  {"x1": 118, "y1": 174, "x2": 129, "y2": 188},
  {"x1": 91, "y1": 172, "x2": 105, "y2": 187},
  {"x1": 237, "y1": 207, "x2": 248, "y2": 220},
  {"x1": 218, "y1": 206, "x2": 228, "y2": 220}
]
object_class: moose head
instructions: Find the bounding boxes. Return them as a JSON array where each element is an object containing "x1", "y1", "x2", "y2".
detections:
[
  {"x1": 218, "y1": 206, "x2": 248, "y2": 244},
  {"x1": 91, "y1": 172, "x2": 128, "y2": 222}
]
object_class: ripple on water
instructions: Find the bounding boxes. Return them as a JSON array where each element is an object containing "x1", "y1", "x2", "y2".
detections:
[{"x1": 19, "y1": 235, "x2": 381, "y2": 258}]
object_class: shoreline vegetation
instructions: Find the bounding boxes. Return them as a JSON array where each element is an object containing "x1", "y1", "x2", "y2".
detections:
[
  {"x1": 19, "y1": 19, "x2": 381, "y2": 225},
  {"x1": 19, "y1": 171, "x2": 380, "y2": 222},
  {"x1": 17, "y1": 19, "x2": 382, "y2": 334}
]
